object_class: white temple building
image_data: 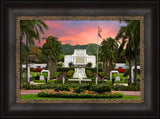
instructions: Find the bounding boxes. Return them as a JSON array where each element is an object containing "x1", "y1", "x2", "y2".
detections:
[{"x1": 64, "y1": 49, "x2": 96, "y2": 68}]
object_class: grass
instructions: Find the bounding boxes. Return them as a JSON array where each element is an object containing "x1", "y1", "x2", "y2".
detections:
[
  {"x1": 23, "y1": 71, "x2": 48, "y2": 78},
  {"x1": 113, "y1": 73, "x2": 140, "y2": 80},
  {"x1": 21, "y1": 94, "x2": 140, "y2": 100}
]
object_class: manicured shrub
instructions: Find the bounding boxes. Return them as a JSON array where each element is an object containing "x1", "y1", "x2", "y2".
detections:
[
  {"x1": 89, "y1": 85, "x2": 111, "y2": 93},
  {"x1": 73, "y1": 88, "x2": 84, "y2": 93},
  {"x1": 73, "y1": 84, "x2": 91, "y2": 93},
  {"x1": 57, "y1": 68, "x2": 74, "y2": 72},
  {"x1": 22, "y1": 84, "x2": 70, "y2": 90},
  {"x1": 98, "y1": 72, "x2": 105, "y2": 78},
  {"x1": 66, "y1": 70, "x2": 74, "y2": 77},
  {"x1": 87, "y1": 62, "x2": 92, "y2": 67},
  {"x1": 52, "y1": 72, "x2": 62, "y2": 78},
  {"x1": 85, "y1": 68, "x2": 102, "y2": 73},
  {"x1": 86, "y1": 70, "x2": 93, "y2": 77},
  {"x1": 54, "y1": 85, "x2": 70, "y2": 91},
  {"x1": 38, "y1": 92, "x2": 123, "y2": 98}
]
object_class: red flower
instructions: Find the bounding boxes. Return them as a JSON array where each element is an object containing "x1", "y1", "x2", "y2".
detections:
[
  {"x1": 33, "y1": 67, "x2": 42, "y2": 72},
  {"x1": 117, "y1": 68, "x2": 126, "y2": 73}
]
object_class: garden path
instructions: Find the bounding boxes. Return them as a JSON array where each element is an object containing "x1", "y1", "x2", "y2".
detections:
[
  {"x1": 21, "y1": 90, "x2": 140, "y2": 96},
  {"x1": 57, "y1": 72, "x2": 66, "y2": 80}
]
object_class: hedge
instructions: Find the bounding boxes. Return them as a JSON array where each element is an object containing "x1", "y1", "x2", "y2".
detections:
[
  {"x1": 89, "y1": 85, "x2": 111, "y2": 93},
  {"x1": 38, "y1": 92, "x2": 123, "y2": 98},
  {"x1": 85, "y1": 68, "x2": 102, "y2": 73},
  {"x1": 22, "y1": 84, "x2": 69, "y2": 90},
  {"x1": 22, "y1": 83, "x2": 140, "y2": 91},
  {"x1": 57, "y1": 68, "x2": 74, "y2": 72},
  {"x1": 74, "y1": 84, "x2": 111, "y2": 93},
  {"x1": 57, "y1": 68, "x2": 102, "y2": 73}
]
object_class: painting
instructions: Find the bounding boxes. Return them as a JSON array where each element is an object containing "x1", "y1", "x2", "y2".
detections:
[{"x1": 16, "y1": 16, "x2": 144, "y2": 103}]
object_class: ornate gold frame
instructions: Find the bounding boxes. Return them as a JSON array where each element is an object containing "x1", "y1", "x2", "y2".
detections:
[{"x1": 16, "y1": 16, "x2": 144, "y2": 103}]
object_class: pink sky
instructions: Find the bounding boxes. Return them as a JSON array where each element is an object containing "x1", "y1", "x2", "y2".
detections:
[{"x1": 31, "y1": 20, "x2": 127, "y2": 47}]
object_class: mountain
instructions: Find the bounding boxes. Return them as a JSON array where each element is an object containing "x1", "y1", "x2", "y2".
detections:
[{"x1": 61, "y1": 43, "x2": 99, "y2": 55}]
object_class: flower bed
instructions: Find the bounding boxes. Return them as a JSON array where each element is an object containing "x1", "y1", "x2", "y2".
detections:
[{"x1": 38, "y1": 89, "x2": 123, "y2": 98}]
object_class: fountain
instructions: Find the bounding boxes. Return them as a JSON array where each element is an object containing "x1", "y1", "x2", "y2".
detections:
[{"x1": 73, "y1": 68, "x2": 87, "y2": 79}]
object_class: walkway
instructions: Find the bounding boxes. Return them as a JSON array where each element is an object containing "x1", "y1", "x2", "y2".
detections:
[
  {"x1": 112, "y1": 91, "x2": 140, "y2": 96},
  {"x1": 57, "y1": 72, "x2": 66, "y2": 80},
  {"x1": 21, "y1": 90, "x2": 140, "y2": 96}
]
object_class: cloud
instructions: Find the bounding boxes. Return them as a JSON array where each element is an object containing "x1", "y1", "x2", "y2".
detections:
[{"x1": 34, "y1": 20, "x2": 125, "y2": 47}]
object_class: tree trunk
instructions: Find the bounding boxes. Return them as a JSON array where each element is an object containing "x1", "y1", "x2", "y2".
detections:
[
  {"x1": 47, "y1": 60, "x2": 49, "y2": 71},
  {"x1": 106, "y1": 60, "x2": 110, "y2": 76},
  {"x1": 103, "y1": 60, "x2": 107, "y2": 75},
  {"x1": 128, "y1": 60, "x2": 131, "y2": 85},
  {"x1": 26, "y1": 37, "x2": 29, "y2": 84},
  {"x1": 134, "y1": 45, "x2": 138, "y2": 85},
  {"x1": 48, "y1": 57, "x2": 52, "y2": 74},
  {"x1": 52, "y1": 60, "x2": 57, "y2": 74}
]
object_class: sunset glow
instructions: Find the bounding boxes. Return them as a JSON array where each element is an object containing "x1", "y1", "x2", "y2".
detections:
[{"x1": 32, "y1": 20, "x2": 127, "y2": 47}]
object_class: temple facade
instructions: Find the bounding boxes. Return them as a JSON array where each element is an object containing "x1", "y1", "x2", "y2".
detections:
[{"x1": 64, "y1": 49, "x2": 96, "y2": 68}]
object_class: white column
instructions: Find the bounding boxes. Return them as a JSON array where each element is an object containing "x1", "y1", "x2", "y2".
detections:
[
  {"x1": 63, "y1": 77, "x2": 65, "y2": 84},
  {"x1": 131, "y1": 66, "x2": 134, "y2": 83},
  {"x1": 110, "y1": 72, "x2": 112, "y2": 81},
  {"x1": 27, "y1": 66, "x2": 30, "y2": 83},
  {"x1": 48, "y1": 71, "x2": 50, "y2": 80},
  {"x1": 95, "y1": 77, "x2": 97, "y2": 84}
]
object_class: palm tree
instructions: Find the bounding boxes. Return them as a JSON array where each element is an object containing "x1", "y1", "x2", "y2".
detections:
[
  {"x1": 99, "y1": 37, "x2": 118, "y2": 75},
  {"x1": 42, "y1": 36, "x2": 62, "y2": 75},
  {"x1": 116, "y1": 20, "x2": 140, "y2": 85},
  {"x1": 20, "y1": 20, "x2": 48, "y2": 84}
]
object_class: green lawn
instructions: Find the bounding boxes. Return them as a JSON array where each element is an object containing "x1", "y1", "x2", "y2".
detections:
[
  {"x1": 21, "y1": 94, "x2": 140, "y2": 100},
  {"x1": 23, "y1": 71, "x2": 48, "y2": 79},
  {"x1": 113, "y1": 73, "x2": 140, "y2": 80}
]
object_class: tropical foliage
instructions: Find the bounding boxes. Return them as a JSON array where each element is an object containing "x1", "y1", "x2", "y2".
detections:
[
  {"x1": 20, "y1": 20, "x2": 48, "y2": 83},
  {"x1": 116, "y1": 20, "x2": 140, "y2": 85},
  {"x1": 99, "y1": 37, "x2": 118, "y2": 75},
  {"x1": 42, "y1": 36, "x2": 62, "y2": 75}
]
